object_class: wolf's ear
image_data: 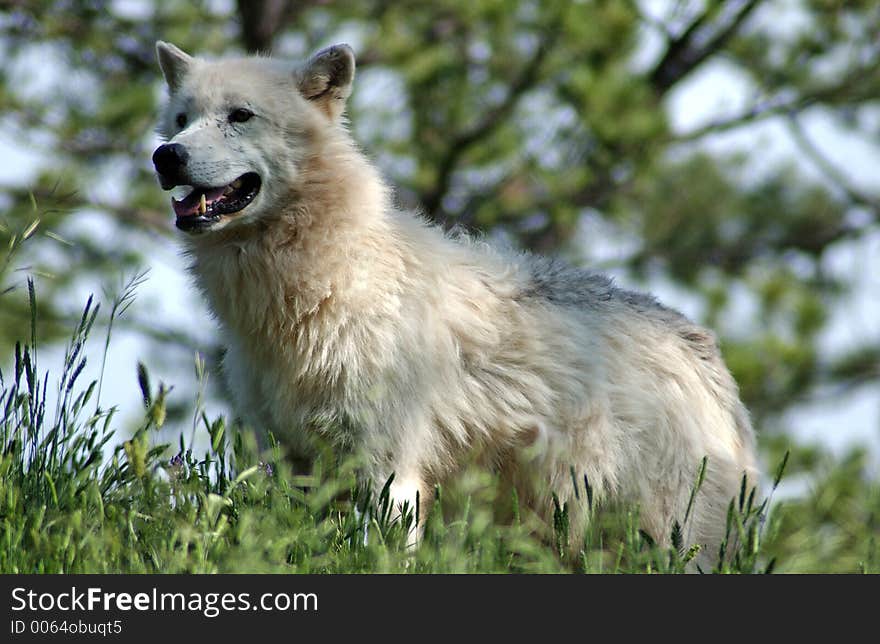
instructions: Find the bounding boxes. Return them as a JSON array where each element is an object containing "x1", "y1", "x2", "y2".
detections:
[
  {"x1": 156, "y1": 41, "x2": 194, "y2": 92},
  {"x1": 297, "y1": 44, "x2": 355, "y2": 120}
]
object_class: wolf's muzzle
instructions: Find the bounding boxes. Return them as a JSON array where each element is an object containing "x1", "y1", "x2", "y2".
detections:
[{"x1": 152, "y1": 143, "x2": 189, "y2": 189}]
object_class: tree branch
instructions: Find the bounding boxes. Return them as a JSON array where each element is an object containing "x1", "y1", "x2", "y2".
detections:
[
  {"x1": 672, "y1": 95, "x2": 809, "y2": 142},
  {"x1": 672, "y1": 57, "x2": 880, "y2": 143},
  {"x1": 649, "y1": 0, "x2": 763, "y2": 95},
  {"x1": 236, "y1": 0, "x2": 299, "y2": 53},
  {"x1": 648, "y1": 5, "x2": 715, "y2": 85},
  {"x1": 421, "y1": 32, "x2": 557, "y2": 225},
  {"x1": 785, "y1": 113, "x2": 880, "y2": 217}
]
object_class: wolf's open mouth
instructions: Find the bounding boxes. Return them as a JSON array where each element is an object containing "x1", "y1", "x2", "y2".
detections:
[{"x1": 172, "y1": 172, "x2": 261, "y2": 231}]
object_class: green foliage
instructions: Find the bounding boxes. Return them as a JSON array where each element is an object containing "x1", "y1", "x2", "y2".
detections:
[{"x1": 763, "y1": 447, "x2": 880, "y2": 573}]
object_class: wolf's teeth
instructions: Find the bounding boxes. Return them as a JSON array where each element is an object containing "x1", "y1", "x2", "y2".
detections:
[
  {"x1": 171, "y1": 186, "x2": 192, "y2": 200},
  {"x1": 199, "y1": 193, "x2": 207, "y2": 215}
]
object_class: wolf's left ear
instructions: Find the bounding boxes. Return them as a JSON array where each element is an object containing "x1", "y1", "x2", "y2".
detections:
[
  {"x1": 156, "y1": 41, "x2": 194, "y2": 92},
  {"x1": 297, "y1": 44, "x2": 355, "y2": 120}
]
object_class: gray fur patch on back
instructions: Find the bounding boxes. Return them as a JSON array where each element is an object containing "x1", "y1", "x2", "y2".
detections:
[
  {"x1": 519, "y1": 256, "x2": 614, "y2": 307},
  {"x1": 520, "y1": 256, "x2": 667, "y2": 313},
  {"x1": 521, "y1": 255, "x2": 720, "y2": 357}
]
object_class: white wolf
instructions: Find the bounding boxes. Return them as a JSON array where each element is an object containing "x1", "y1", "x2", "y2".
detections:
[{"x1": 153, "y1": 41, "x2": 758, "y2": 564}]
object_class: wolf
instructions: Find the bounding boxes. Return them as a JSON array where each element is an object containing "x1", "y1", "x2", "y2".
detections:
[{"x1": 152, "y1": 41, "x2": 758, "y2": 566}]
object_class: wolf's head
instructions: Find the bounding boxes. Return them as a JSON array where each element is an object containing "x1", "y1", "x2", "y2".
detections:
[{"x1": 153, "y1": 42, "x2": 355, "y2": 234}]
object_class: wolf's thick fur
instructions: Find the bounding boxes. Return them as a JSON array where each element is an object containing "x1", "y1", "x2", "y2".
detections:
[{"x1": 154, "y1": 42, "x2": 758, "y2": 564}]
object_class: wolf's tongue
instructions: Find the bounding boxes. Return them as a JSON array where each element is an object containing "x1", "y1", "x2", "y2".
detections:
[{"x1": 172, "y1": 186, "x2": 228, "y2": 217}]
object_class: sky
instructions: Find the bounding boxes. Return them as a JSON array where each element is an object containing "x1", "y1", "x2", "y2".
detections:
[{"x1": 1, "y1": 1, "x2": 878, "y2": 468}]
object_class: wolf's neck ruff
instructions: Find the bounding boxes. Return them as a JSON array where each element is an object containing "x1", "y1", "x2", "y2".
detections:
[{"x1": 185, "y1": 132, "x2": 394, "y2": 334}]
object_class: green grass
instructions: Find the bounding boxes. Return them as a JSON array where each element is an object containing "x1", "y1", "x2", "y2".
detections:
[{"x1": 0, "y1": 278, "x2": 877, "y2": 574}]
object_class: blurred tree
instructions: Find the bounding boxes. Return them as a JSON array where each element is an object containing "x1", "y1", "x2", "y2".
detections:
[{"x1": 0, "y1": 0, "x2": 878, "y2": 434}]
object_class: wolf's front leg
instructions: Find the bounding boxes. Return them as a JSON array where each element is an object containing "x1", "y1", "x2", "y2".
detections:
[
  {"x1": 360, "y1": 408, "x2": 444, "y2": 547},
  {"x1": 355, "y1": 472, "x2": 427, "y2": 549},
  {"x1": 394, "y1": 471, "x2": 431, "y2": 535},
  {"x1": 381, "y1": 468, "x2": 429, "y2": 547},
  {"x1": 363, "y1": 458, "x2": 431, "y2": 548}
]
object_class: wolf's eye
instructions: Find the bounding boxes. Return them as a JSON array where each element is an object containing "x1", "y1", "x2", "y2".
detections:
[
  {"x1": 229, "y1": 108, "x2": 254, "y2": 123},
  {"x1": 175, "y1": 113, "x2": 187, "y2": 128}
]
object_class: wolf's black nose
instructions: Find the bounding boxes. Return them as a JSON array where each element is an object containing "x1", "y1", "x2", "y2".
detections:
[{"x1": 152, "y1": 143, "x2": 189, "y2": 178}]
